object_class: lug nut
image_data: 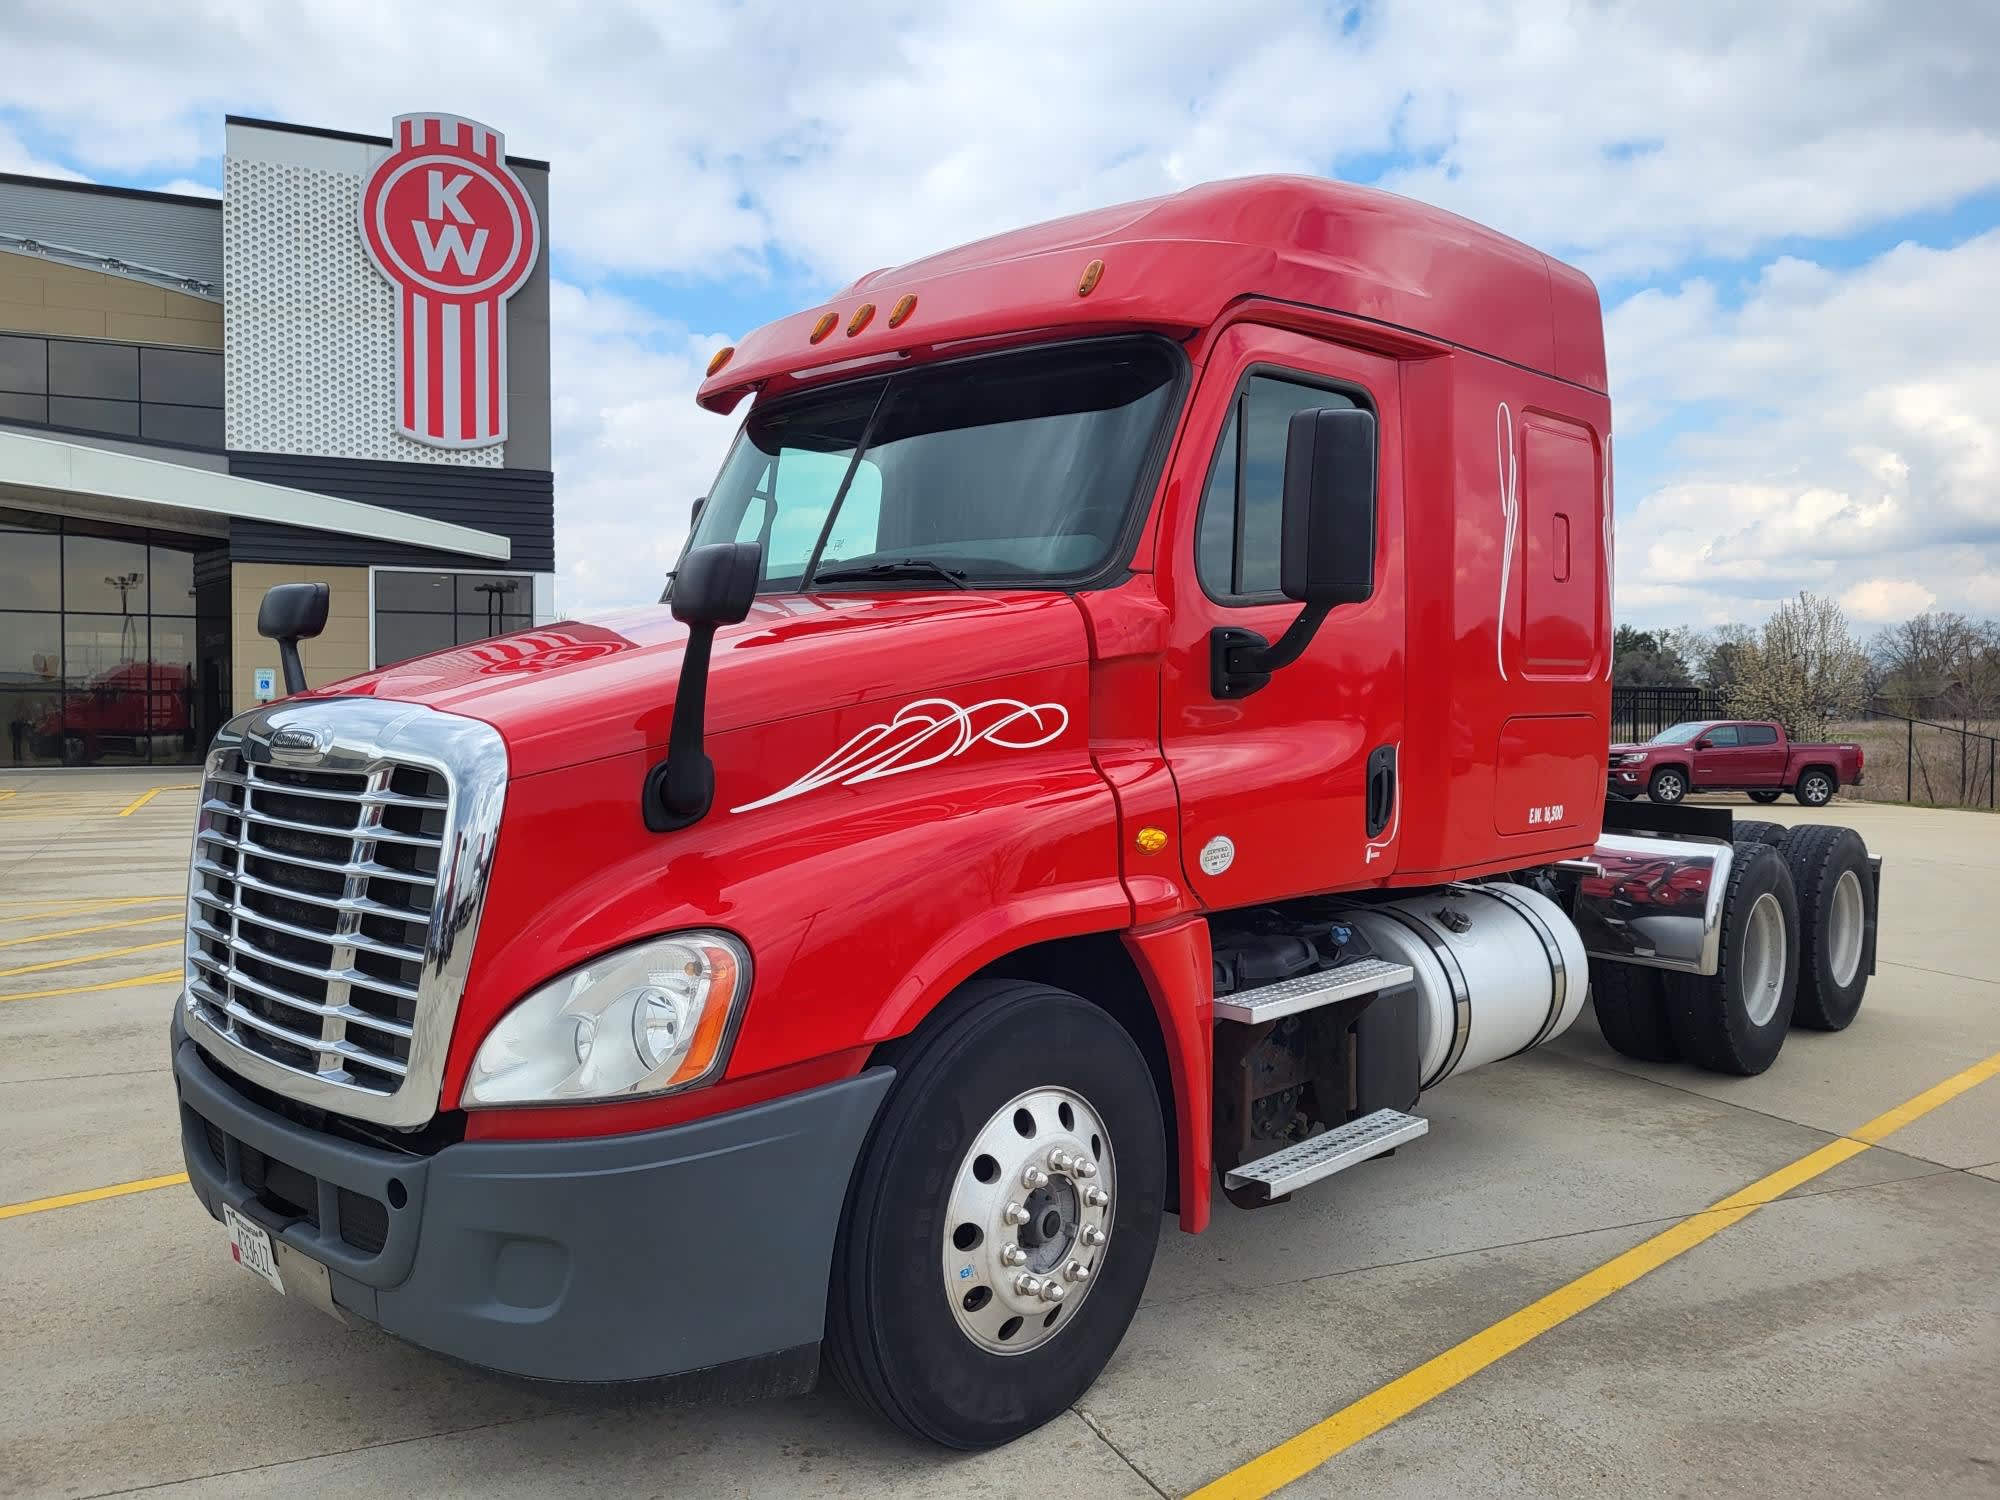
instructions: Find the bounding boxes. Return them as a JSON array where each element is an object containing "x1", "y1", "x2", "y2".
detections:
[
  {"x1": 1081, "y1": 1225, "x2": 1107, "y2": 1247},
  {"x1": 1083, "y1": 1186, "x2": 1109, "y2": 1208},
  {"x1": 1003, "y1": 1201, "x2": 1030, "y2": 1225},
  {"x1": 1022, "y1": 1165, "x2": 1049, "y2": 1190},
  {"x1": 1040, "y1": 1279, "x2": 1068, "y2": 1304},
  {"x1": 1075, "y1": 1158, "x2": 1098, "y2": 1179},
  {"x1": 1048, "y1": 1149, "x2": 1074, "y2": 1173},
  {"x1": 1064, "y1": 1260, "x2": 1091, "y2": 1283},
  {"x1": 1015, "y1": 1274, "x2": 1043, "y2": 1298},
  {"x1": 1000, "y1": 1244, "x2": 1027, "y2": 1267}
]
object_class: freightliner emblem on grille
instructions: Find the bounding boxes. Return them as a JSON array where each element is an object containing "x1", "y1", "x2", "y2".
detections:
[{"x1": 269, "y1": 725, "x2": 332, "y2": 759}]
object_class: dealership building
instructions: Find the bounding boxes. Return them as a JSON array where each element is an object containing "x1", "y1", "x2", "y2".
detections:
[{"x1": 0, "y1": 114, "x2": 555, "y2": 768}]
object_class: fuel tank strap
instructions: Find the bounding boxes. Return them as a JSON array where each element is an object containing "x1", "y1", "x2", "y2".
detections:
[
  {"x1": 1470, "y1": 880, "x2": 1570, "y2": 1054},
  {"x1": 1375, "y1": 905, "x2": 1471, "y2": 1089}
]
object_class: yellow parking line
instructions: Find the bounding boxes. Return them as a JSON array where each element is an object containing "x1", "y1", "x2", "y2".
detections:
[
  {"x1": 1192, "y1": 1047, "x2": 2000, "y2": 1500},
  {"x1": 0, "y1": 968, "x2": 182, "y2": 1003},
  {"x1": 0, "y1": 1173, "x2": 189, "y2": 1221},
  {"x1": 0, "y1": 897, "x2": 181, "y2": 924},
  {"x1": 118, "y1": 784, "x2": 198, "y2": 817},
  {"x1": 0, "y1": 912, "x2": 183, "y2": 949},
  {"x1": 0, "y1": 938, "x2": 182, "y2": 980}
]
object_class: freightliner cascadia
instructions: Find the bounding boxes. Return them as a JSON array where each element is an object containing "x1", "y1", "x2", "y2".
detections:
[{"x1": 171, "y1": 176, "x2": 1882, "y2": 1449}]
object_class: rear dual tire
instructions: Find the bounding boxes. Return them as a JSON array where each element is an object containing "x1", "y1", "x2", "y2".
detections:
[{"x1": 1663, "y1": 840, "x2": 1799, "y2": 1075}]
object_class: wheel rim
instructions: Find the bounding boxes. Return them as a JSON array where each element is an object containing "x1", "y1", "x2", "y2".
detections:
[
  {"x1": 1742, "y1": 890, "x2": 1788, "y2": 1026},
  {"x1": 1828, "y1": 868, "x2": 1865, "y2": 988},
  {"x1": 1657, "y1": 773, "x2": 1683, "y2": 801},
  {"x1": 1804, "y1": 775, "x2": 1830, "y2": 804},
  {"x1": 942, "y1": 1085, "x2": 1115, "y2": 1355}
]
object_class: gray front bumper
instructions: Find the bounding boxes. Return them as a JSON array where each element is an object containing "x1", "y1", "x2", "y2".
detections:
[{"x1": 173, "y1": 1016, "x2": 892, "y2": 1385}]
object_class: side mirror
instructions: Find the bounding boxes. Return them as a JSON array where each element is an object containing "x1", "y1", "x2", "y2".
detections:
[
  {"x1": 1210, "y1": 406, "x2": 1378, "y2": 698},
  {"x1": 1281, "y1": 406, "x2": 1378, "y2": 607},
  {"x1": 646, "y1": 542, "x2": 761, "y2": 832},
  {"x1": 257, "y1": 582, "x2": 330, "y2": 696}
]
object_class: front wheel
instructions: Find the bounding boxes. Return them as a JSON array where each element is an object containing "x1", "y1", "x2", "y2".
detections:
[
  {"x1": 826, "y1": 979, "x2": 1165, "y2": 1449},
  {"x1": 1648, "y1": 767, "x2": 1687, "y2": 804},
  {"x1": 1749, "y1": 790, "x2": 1782, "y2": 804},
  {"x1": 1795, "y1": 769, "x2": 1835, "y2": 806}
]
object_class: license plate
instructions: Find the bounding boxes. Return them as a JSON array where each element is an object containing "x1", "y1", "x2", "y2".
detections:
[{"x1": 222, "y1": 1203, "x2": 286, "y2": 1295}]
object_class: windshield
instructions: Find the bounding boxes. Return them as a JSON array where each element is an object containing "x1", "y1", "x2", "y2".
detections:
[
  {"x1": 1648, "y1": 721, "x2": 1715, "y2": 745},
  {"x1": 686, "y1": 338, "x2": 1180, "y2": 591}
]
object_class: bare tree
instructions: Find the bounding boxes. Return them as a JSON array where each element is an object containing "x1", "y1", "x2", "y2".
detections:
[{"x1": 1727, "y1": 592, "x2": 1869, "y2": 739}]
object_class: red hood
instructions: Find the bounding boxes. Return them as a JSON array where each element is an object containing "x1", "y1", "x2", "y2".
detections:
[
  {"x1": 1609, "y1": 742, "x2": 1652, "y2": 756},
  {"x1": 311, "y1": 590, "x2": 1089, "y2": 778}
]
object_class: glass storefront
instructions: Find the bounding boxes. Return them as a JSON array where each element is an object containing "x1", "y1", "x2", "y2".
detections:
[
  {"x1": 0, "y1": 506, "x2": 229, "y2": 767},
  {"x1": 373, "y1": 569, "x2": 533, "y2": 667}
]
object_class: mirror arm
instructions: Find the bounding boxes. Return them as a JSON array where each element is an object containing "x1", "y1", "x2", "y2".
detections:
[
  {"x1": 1247, "y1": 602, "x2": 1330, "y2": 675},
  {"x1": 276, "y1": 639, "x2": 308, "y2": 697},
  {"x1": 645, "y1": 621, "x2": 721, "y2": 832}
]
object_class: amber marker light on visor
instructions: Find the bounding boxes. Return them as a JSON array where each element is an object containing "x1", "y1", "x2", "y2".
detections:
[
  {"x1": 846, "y1": 302, "x2": 876, "y2": 336},
  {"x1": 809, "y1": 311, "x2": 839, "y2": 343},
  {"x1": 888, "y1": 293, "x2": 918, "y2": 327},
  {"x1": 1078, "y1": 257, "x2": 1105, "y2": 296},
  {"x1": 705, "y1": 345, "x2": 734, "y2": 376}
]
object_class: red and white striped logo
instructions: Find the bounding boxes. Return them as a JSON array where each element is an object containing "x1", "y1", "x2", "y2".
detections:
[{"x1": 360, "y1": 113, "x2": 539, "y2": 450}]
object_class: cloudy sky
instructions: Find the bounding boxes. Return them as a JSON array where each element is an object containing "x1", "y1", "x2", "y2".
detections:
[{"x1": 4, "y1": 0, "x2": 1996, "y2": 628}]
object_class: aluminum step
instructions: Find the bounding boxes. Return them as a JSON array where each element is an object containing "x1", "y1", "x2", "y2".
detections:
[
  {"x1": 1223, "y1": 1109, "x2": 1429, "y2": 1198},
  {"x1": 1211, "y1": 957, "x2": 1414, "y2": 1024}
]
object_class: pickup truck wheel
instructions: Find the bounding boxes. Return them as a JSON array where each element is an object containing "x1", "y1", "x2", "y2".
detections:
[
  {"x1": 1779, "y1": 824, "x2": 1873, "y2": 1031},
  {"x1": 1664, "y1": 839, "x2": 1799, "y2": 1075},
  {"x1": 1748, "y1": 790, "x2": 1782, "y2": 804},
  {"x1": 1734, "y1": 819, "x2": 1790, "y2": 847},
  {"x1": 1589, "y1": 961, "x2": 1679, "y2": 1063},
  {"x1": 1647, "y1": 767, "x2": 1687, "y2": 804},
  {"x1": 1795, "y1": 769, "x2": 1836, "y2": 806},
  {"x1": 825, "y1": 979, "x2": 1164, "y2": 1449}
]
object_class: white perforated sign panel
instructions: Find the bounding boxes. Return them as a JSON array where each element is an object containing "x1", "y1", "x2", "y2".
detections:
[{"x1": 223, "y1": 127, "x2": 502, "y2": 467}]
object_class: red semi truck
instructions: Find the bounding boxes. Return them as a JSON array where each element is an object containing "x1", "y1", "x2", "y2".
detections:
[
  {"x1": 170, "y1": 177, "x2": 1883, "y2": 1449},
  {"x1": 1609, "y1": 719, "x2": 1864, "y2": 806}
]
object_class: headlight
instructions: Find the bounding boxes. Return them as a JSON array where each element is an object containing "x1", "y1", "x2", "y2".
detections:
[
  {"x1": 1618, "y1": 753, "x2": 1649, "y2": 765},
  {"x1": 462, "y1": 931, "x2": 749, "y2": 1107}
]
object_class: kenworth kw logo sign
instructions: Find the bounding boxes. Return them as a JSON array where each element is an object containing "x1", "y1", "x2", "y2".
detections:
[{"x1": 360, "y1": 113, "x2": 540, "y2": 450}]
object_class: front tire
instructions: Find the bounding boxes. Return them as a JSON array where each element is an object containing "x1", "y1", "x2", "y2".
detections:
[
  {"x1": 1749, "y1": 790, "x2": 1782, "y2": 804},
  {"x1": 1648, "y1": 767, "x2": 1688, "y2": 804},
  {"x1": 826, "y1": 979, "x2": 1165, "y2": 1449},
  {"x1": 1664, "y1": 839, "x2": 1799, "y2": 1075},
  {"x1": 1795, "y1": 769, "x2": 1835, "y2": 806}
]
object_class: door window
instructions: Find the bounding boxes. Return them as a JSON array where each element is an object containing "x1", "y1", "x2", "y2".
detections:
[
  {"x1": 1703, "y1": 725, "x2": 1740, "y2": 747},
  {"x1": 1738, "y1": 724, "x2": 1778, "y2": 745},
  {"x1": 1195, "y1": 375, "x2": 1361, "y2": 601}
]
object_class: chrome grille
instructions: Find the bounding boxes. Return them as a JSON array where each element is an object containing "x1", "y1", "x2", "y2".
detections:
[{"x1": 182, "y1": 699, "x2": 507, "y2": 1129}]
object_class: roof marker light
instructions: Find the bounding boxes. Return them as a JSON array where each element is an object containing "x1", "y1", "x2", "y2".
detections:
[
  {"x1": 846, "y1": 302, "x2": 875, "y2": 337},
  {"x1": 809, "y1": 312, "x2": 839, "y2": 344},
  {"x1": 705, "y1": 345, "x2": 735, "y2": 377},
  {"x1": 1078, "y1": 258, "x2": 1105, "y2": 297},
  {"x1": 889, "y1": 293, "x2": 918, "y2": 328}
]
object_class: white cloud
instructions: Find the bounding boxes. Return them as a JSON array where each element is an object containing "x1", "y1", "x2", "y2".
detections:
[
  {"x1": 1840, "y1": 578, "x2": 1938, "y2": 623},
  {"x1": 1610, "y1": 232, "x2": 2000, "y2": 625}
]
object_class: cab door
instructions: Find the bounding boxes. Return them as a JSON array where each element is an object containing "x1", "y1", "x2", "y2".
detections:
[
  {"x1": 1689, "y1": 723, "x2": 1745, "y2": 786},
  {"x1": 1156, "y1": 325, "x2": 1404, "y2": 909}
]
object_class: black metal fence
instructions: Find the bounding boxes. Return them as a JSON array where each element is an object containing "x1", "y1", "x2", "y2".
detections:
[{"x1": 1610, "y1": 685, "x2": 1729, "y2": 745}]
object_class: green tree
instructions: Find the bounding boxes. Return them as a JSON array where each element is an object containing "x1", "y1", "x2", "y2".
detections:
[{"x1": 1612, "y1": 625, "x2": 1693, "y2": 687}]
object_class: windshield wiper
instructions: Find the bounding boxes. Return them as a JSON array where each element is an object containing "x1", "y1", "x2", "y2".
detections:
[{"x1": 812, "y1": 558, "x2": 969, "y2": 589}]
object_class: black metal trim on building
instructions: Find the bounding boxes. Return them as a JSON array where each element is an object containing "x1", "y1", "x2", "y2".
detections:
[{"x1": 223, "y1": 115, "x2": 551, "y2": 172}]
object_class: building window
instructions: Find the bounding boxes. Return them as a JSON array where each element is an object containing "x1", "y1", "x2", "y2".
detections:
[
  {"x1": 0, "y1": 505, "x2": 228, "y2": 767},
  {"x1": 373, "y1": 569, "x2": 533, "y2": 668},
  {"x1": 0, "y1": 334, "x2": 224, "y2": 451}
]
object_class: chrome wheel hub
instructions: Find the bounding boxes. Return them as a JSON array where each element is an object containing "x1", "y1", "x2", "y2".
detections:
[
  {"x1": 1743, "y1": 889, "x2": 1788, "y2": 1026},
  {"x1": 942, "y1": 1085, "x2": 1113, "y2": 1354},
  {"x1": 1828, "y1": 868, "x2": 1865, "y2": 988}
]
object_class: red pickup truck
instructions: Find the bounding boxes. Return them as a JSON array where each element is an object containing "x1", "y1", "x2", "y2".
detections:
[{"x1": 1610, "y1": 719, "x2": 1863, "y2": 806}]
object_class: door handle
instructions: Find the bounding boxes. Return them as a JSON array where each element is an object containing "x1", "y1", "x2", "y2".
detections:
[{"x1": 1366, "y1": 744, "x2": 1397, "y2": 839}]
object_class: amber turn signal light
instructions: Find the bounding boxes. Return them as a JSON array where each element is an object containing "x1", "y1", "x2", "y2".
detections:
[
  {"x1": 705, "y1": 345, "x2": 734, "y2": 377},
  {"x1": 1078, "y1": 258, "x2": 1105, "y2": 296},
  {"x1": 888, "y1": 293, "x2": 918, "y2": 327},
  {"x1": 847, "y1": 302, "x2": 875, "y2": 337}
]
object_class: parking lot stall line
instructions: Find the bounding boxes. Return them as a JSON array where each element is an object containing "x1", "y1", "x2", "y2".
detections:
[
  {"x1": 1190, "y1": 1046, "x2": 2000, "y2": 1500},
  {"x1": 0, "y1": 896, "x2": 183, "y2": 923},
  {"x1": 0, "y1": 1172, "x2": 190, "y2": 1221},
  {"x1": 118, "y1": 785, "x2": 199, "y2": 817},
  {"x1": 0, "y1": 967, "x2": 182, "y2": 1002},
  {"x1": 0, "y1": 937, "x2": 182, "y2": 980},
  {"x1": 0, "y1": 911, "x2": 184, "y2": 949}
]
